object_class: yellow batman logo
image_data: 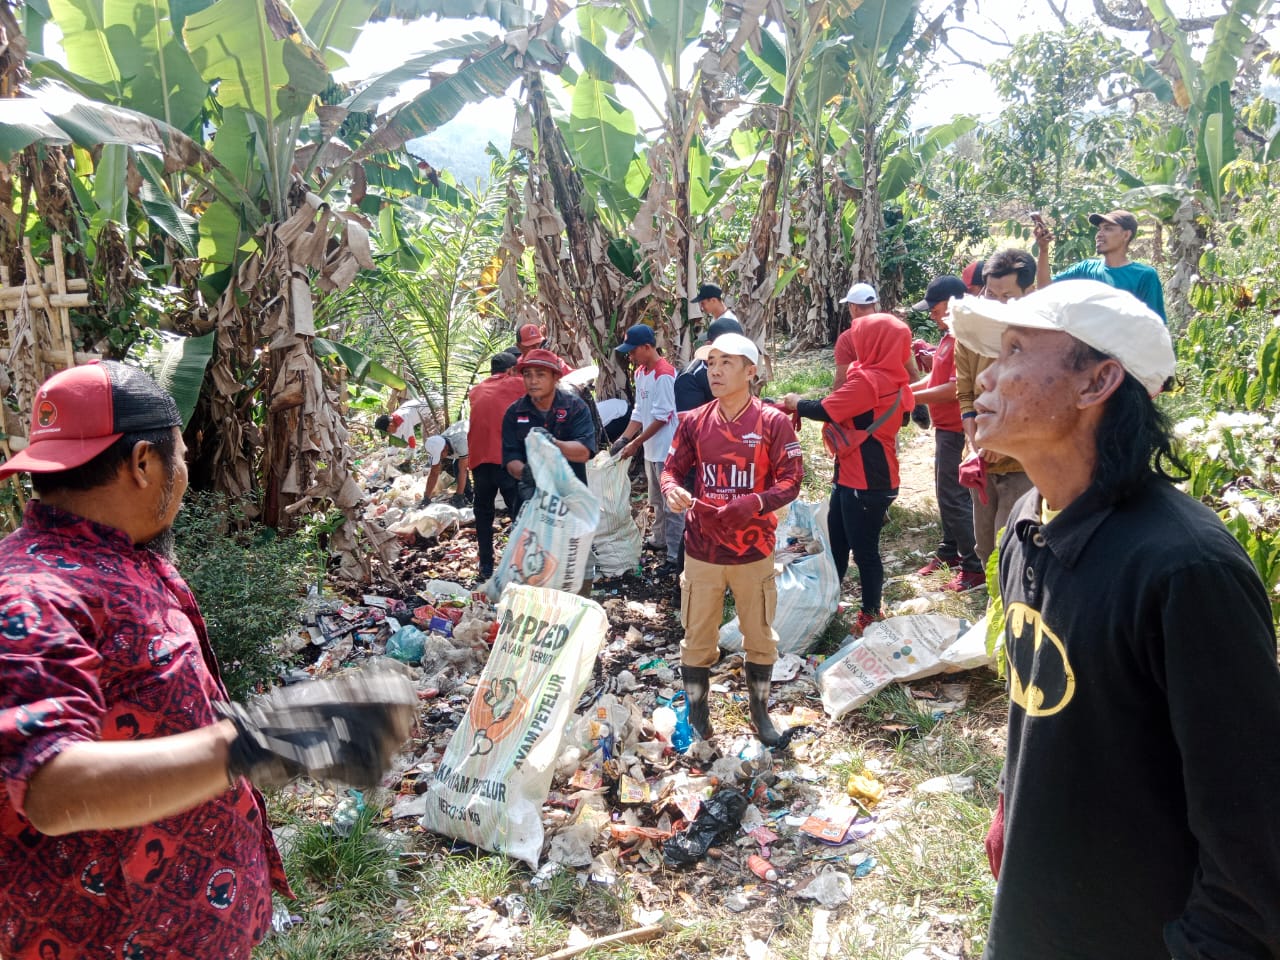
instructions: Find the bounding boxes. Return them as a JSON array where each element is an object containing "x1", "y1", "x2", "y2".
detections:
[{"x1": 1006, "y1": 603, "x2": 1076, "y2": 717}]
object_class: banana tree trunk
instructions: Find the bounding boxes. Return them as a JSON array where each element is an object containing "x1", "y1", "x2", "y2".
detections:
[
  {"x1": 1165, "y1": 196, "x2": 1203, "y2": 330},
  {"x1": 850, "y1": 125, "x2": 883, "y2": 296},
  {"x1": 735, "y1": 103, "x2": 794, "y2": 351},
  {"x1": 524, "y1": 74, "x2": 631, "y2": 397}
]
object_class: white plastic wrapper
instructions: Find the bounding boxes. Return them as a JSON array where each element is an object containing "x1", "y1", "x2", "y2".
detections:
[
  {"x1": 387, "y1": 503, "x2": 474, "y2": 539},
  {"x1": 419, "y1": 585, "x2": 608, "y2": 867}
]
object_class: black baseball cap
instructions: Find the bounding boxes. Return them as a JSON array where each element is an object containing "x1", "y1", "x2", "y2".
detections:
[
  {"x1": 912, "y1": 275, "x2": 968, "y2": 312},
  {"x1": 692, "y1": 283, "x2": 723, "y2": 303}
]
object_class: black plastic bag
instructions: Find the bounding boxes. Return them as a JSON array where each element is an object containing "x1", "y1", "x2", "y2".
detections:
[{"x1": 662, "y1": 788, "x2": 749, "y2": 868}]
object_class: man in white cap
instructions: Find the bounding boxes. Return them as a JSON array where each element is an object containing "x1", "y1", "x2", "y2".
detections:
[
  {"x1": 950, "y1": 279, "x2": 1280, "y2": 959},
  {"x1": 833, "y1": 282, "x2": 882, "y2": 386},
  {"x1": 661, "y1": 333, "x2": 804, "y2": 746}
]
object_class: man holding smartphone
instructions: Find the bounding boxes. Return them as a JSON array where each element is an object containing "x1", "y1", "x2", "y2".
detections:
[{"x1": 1033, "y1": 209, "x2": 1165, "y2": 321}]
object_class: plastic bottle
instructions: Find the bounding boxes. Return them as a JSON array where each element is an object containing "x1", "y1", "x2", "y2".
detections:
[
  {"x1": 670, "y1": 693, "x2": 694, "y2": 754},
  {"x1": 748, "y1": 854, "x2": 778, "y2": 882}
]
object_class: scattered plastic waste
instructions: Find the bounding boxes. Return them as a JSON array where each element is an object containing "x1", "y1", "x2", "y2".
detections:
[
  {"x1": 795, "y1": 868, "x2": 854, "y2": 907},
  {"x1": 385, "y1": 624, "x2": 427, "y2": 663},
  {"x1": 663, "y1": 788, "x2": 749, "y2": 867},
  {"x1": 916, "y1": 774, "x2": 975, "y2": 794},
  {"x1": 331, "y1": 791, "x2": 365, "y2": 837},
  {"x1": 748, "y1": 854, "x2": 778, "y2": 882},
  {"x1": 847, "y1": 771, "x2": 887, "y2": 807},
  {"x1": 670, "y1": 693, "x2": 694, "y2": 754}
]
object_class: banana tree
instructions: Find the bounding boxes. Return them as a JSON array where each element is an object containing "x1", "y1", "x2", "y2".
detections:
[
  {"x1": 317, "y1": 164, "x2": 512, "y2": 426},
  {"x1": 1116, "y1": 0, "x2": 1275, "y2": 320},
  {"x1": 565, "y1": 0, "x2": 769, "y2": 359}
]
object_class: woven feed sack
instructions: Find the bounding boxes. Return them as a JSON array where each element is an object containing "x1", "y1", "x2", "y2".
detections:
[
  {"x1": 419, "y1": 585, "x2": 608, "y2": 867},
  {"x1": 485, "y1": 429, "x2": 600, "y2": 601}
]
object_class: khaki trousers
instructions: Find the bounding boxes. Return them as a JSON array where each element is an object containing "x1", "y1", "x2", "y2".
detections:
[
  {"x1": 679, "y1": 554, "x2": 778, "y2": 667},
  {"x1": 971, "y1": 470, "x2": 1035, "y2": 567}
]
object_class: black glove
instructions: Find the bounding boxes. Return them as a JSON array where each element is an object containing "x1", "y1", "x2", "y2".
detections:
[
  {"x1": 911, "y1": 404, "x2": 931, "y2": 429},
  {"x1": 518, "y1": 463, "x2": 537, "y2": 503},
  {"x1": 609, "y1": 437, "x2": 628, "y2": 457},
  {"x1": 448, "y1": 492, "x2": 468, "y2": 507},
  {"x1": 217, "y1": 662, "x2": 417, "y2": 790}
]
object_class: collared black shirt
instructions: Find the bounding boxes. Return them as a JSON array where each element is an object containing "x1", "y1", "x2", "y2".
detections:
[
  {"x1": 500, "y1": 388, "x2": 597, "y2": 485},
  {"x1": 674, "y1": 359, "x2": 713, "y2": 413},
  {"x1": 986, "y1": 480, "x2": 1280, "y2": 960}
]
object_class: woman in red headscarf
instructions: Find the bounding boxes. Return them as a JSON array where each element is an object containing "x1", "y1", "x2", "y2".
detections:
[{"x1": 784, "y1": 313, "x2": 914, "y2": 634}]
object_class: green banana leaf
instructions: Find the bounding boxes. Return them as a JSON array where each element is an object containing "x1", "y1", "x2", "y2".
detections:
[
  {"x1": 0, "y1": 80, "x2": 205, "y2": 166},
  {"x1": 93, "y1": 142, "x2": 130, "y2": 224},
  {"x1": 151, "y1": 331, "x2": 216, "y2": 428},
  {"x1": 1197, "y1": 81, "x2": 1236, "y2": 213},
  {"x1": 184, "y1": 0, "x2": 330, "y2": 123},
  {"x1": 877, "y1": 116, "x2": 977, "y2": 200},
  {"x1": 1143, "y1": 0, "x2": 1201, "y2": 107},
  {"x1": 1202, "y1": 0, "x2": 1268, "y2": 92},
  {"x1": 47, "y1": 0, "x2": 209, "y2": 134},
  {"x1": 314, "y1": 337, "x2": 408, "y2": 389},
  {"x1": 343, "y1": 33, "x2": 499, "y2": 112},
  {"x1": 566, "y1": 75, "x2": 637, "y2": 185}
]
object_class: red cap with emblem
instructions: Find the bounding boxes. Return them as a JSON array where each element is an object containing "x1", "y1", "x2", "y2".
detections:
[{"x1": 0, "y1": 360, "x2": 181, "y2": 479}]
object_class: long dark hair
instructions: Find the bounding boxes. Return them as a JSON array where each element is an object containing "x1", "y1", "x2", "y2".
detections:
[{"x1": 1074, "y1": 343, "x2": 1186, "y2": 503}]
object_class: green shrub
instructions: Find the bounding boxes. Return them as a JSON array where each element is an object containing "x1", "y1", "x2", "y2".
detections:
[{"x1": 172, "y1": 492, "x2": 316, "y2": 698}]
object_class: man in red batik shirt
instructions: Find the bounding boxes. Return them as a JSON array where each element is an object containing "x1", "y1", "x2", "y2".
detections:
[
  {"x1": 0, "y1": 362, "x2": 289, "y2": 959},
  {"x1": 661, "y1": 334, "x2": 804, "y2": 746}
]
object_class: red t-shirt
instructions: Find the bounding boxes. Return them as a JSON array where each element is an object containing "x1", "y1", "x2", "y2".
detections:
[
  {"x1": 926, "y1": 333, "x2": 962, "y2": 432},
  {"x1": 660, "y1": 399, "x2": 804, "y2": 564},
  {"x1": 467, "y1": 373, "x2": 528, "y2": 467},
  {"x1": 0, "y1": 504, "x2": 288, "y2": 960}
]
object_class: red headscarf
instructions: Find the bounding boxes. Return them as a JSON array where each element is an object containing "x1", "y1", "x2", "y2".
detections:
[{"x1": 821, "y1": 313, "x2": 913, "y2": 424}]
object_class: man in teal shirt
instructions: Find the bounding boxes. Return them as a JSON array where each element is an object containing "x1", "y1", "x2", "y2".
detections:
[{"x1": 1034, "y1": 209, "x2": 1165, "y2": 321}]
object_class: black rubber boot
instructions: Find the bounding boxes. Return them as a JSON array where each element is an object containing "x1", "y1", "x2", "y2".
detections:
[
  {"x1": 681, "y1": 666, "x2": 714, "y2": 739},
  {"x1": 744, "y1": 661, "x2": 784, "y2": 747}
]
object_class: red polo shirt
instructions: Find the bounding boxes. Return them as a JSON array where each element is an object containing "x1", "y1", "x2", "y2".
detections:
[{"x1": 467, "y1": 373, "x2": 528, "y2": 468}]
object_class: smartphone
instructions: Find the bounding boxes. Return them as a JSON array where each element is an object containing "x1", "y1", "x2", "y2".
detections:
[{"x1": 1030, "y1": 212, "x2": 1046, "y2": 228}]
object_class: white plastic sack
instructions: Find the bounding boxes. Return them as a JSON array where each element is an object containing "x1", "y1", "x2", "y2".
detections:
[
  {"x1": 485, "y1": 430, "x2": 600, "y2": 601},
  {"x1": 816, "y1": 614, "x2": 978, "y2": 720},
  {"x1": 719, "y1": 499, "x2": 839, "y2": 657},
  {"x1": 586, "y1": 452, "x2": 642, "y2": 577},
  {"x1": 419, "y1": 585, "x2": 608, "y2": 867},
  {"x1": 387, "y1": 503, "x2": 473, "y2": 539}
]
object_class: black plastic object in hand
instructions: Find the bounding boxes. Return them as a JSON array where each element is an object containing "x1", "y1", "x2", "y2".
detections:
[
  {"x1": 518, "y1": 463, "x2": 537, "y2": 503},
  {"x1": 911, "y1": 404, "x2": 931, "y2": 429},
  {"x1": 218, "y1": 661, "x2": 417, "y2": 791},
  {"x1": 662, "y1": 788, "x2": 749, "y2": 867}
]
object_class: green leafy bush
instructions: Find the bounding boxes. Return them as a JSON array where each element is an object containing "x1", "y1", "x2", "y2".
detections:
[
  {"x1": 172, "y1": 492, "x2": 316, "y2": 698},
  {"x1": 1170, "y1": 178, "x2": 1280, "y2": 619}
]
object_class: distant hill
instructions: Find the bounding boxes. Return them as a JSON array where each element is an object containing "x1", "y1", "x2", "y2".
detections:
[{"x1": 407, "y1": 104, "x2": 513, "y2": 190}]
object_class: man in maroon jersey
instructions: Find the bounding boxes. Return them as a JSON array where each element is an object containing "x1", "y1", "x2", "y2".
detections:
[{"x1": 661, "y1": 334, "x2": 804, "y2": 746}]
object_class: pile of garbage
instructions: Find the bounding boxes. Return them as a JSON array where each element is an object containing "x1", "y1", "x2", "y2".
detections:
[
  {"x1": 359, "y1": 584, "x2": 994, "y2": 928},
  {"x1": 284, "y1": 578, "x2": 498, "y2": 688},
  {"x1": 355, "y1": 449, "x2": 476, "y2": 541}
]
